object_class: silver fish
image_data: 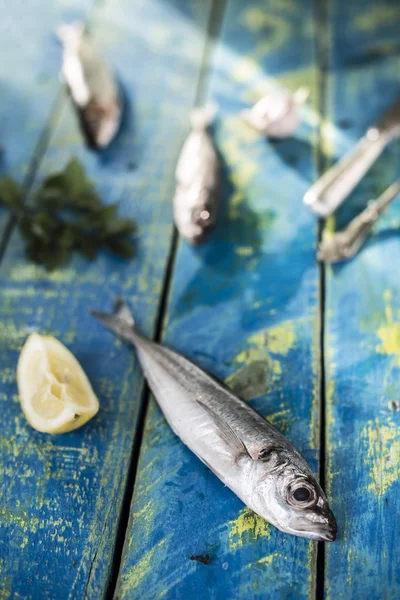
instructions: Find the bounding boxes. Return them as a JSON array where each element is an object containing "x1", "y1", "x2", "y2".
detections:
[
  {"x1": 173, "y1": 106, "x2": 219, "y2": 243},
  {"x1": 91, "y1": 299, "x2": 337, "y2": 542},
  {"x1": 58, "y1": 23, "x2": 123, "y2": 150}
]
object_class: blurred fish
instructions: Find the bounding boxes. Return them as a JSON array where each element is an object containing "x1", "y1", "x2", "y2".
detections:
[
  {"x1": 242, "y1": 87, "x2": 309, "y2": 138},
  {"x1": 91, "y1": 298, "x2": 337, "y2": 542},
  {"x1": 58, "y1": 23, "x2": 123, "y2": 150},
  {"x1": 173, "y1": 106, "x2": 219, "y2": 243}
]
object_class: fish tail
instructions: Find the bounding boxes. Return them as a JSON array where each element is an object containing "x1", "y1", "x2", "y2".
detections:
[
  {"x1": 57, "y1": 22, "x2": 85, "y2": 47},
  {"x1": 189, "y1": 104, "x2": 218, "y2": 130},
  {"x1": 90, "y1": 297, "x2": 136, "y2": 343}
]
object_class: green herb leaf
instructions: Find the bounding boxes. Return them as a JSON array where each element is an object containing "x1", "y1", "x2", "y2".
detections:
[
  {"x1": 104, "y1": 238, "x2": 135, "y2": 259},
  {"x1": 100, "y1": 217, "x2": 137, "y2": 239},
  {"x1": 0, "y1": 159, "x2": 136, "y2": 270},
  {"x1": 76, "y1": 237, "x2": 99, "y2": 260},
  {"x1": 64, "y1": 158, "x2": 89, "y2": 197},
  {"x1": 0, "y1": 177, "x2": 24, "y2": 212}
]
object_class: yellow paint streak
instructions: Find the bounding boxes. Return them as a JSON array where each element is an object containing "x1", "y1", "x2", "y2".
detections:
[
  {"x1": 256, "y1": 551, "x2": 282, "y2": 566},
  {"x1": 321, "y1": 120, "x2": 337, "y2": 158},
  {"x1": 241, "y1": 66, "x2": 316, "y2": 110},
  {"x1": 376, "y1": 290, "x2": 400, "y2": 365},
  {"x1": 347, "y1": 547, "x2": 356, "y2": 585},
  {"x1": 235, "y1": 246, "x2": 254, "y2": 257},
  {"x1": 235, "y1": 348, "x2": 281, "y2": 378},
  {"x1": 8, "y1": 264, "x2": 76, "y2": 283},
  {"x1": 129, "y1": 500, "x2": 156, "y2": 539},
  {"x1": 362, "y1": 418, "x2": 400, "y2": 496},
  {"x1": 227, "y1": 508, "x2": 271, "y2": 549},
  {"x1": 267, "y1": 407, "x2": 292, "y2": 429},
  {"x1": 230, "y1": 161, "x2": 258, "y2": 188},
  {"x1": 232, "y1": 57, "x2": 260, "y2": 83},
  {"x1": 325, "y1": 374, "x2": 336, "y2": 491},
  {"x1": 121, "y1": 538, "x2": 167, "y2": 592},
  {"x1": 241, "y1": 9, "x2": 290, "y2": 58},
  {"x1": 355, "y1": 6, "x2": 400, "y2": 31},
  {"x1": 324, "y1": 215, "x2": 336, "y2": 236},
  {"x1": 247, "y1": 321, "x2": 296, "y2": 356}
]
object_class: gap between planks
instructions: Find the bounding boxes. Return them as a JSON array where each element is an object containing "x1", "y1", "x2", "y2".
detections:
[
  {"x1": 104, "y1": 2, "x2": 228, "y2": 598},
  {"x1": 313, "y1": 0, "x2": 332, "y2": 597}
]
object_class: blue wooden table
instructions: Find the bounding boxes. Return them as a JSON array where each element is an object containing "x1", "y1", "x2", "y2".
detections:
[{"x1": 1, "y1": 1, "x2": 400, "y2": 598}]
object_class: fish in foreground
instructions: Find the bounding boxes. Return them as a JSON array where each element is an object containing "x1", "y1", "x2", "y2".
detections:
[
  {"x1": 173, "y1": 106, "x2": 219, "y2": 243},
  {"x1": 91, "y1": 299, "x2": 337, "y2": 541},
  {"x1": 242, "y1": 87, "x2": 309, "y2": 138},
  {"x1": 58, "y1": 23, "x2": 123, "y2": 150}
]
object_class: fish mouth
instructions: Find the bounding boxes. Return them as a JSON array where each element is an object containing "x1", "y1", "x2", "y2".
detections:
[
  {"x1": 314, "y1": 523, "x2": 337, "y2": 542},
  {"x1": 291, "y1": 510, "x2": 337, "y2": 542},
  {"x1": 295, "y1": 522, "x2": 337, "y2": 542}
]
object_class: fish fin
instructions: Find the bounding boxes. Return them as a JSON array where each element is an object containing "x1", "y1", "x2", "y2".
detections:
[
  {"x1": 190, "y1": 104, "x2": 218, "y2": 130},
  {"x1": 90, "y1": 297, "x2": 136, "y2": 342},
  {"x1": 196, "y1": 398, "x2": 252, "y2": 459},
  {"x1": 257, "y1": 446, "x2": 286, "y2": 471},
  {"x1": 113, "y1": 296, "x2": 135, "y2": 325}
]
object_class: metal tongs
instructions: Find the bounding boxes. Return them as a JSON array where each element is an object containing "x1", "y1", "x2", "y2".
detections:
[
  {"x1": 304, "y1": 98, "x2": 400, "y2": 217},
  {"x1": 318, "y1": 181, "x2": 400, "y2": 263}
]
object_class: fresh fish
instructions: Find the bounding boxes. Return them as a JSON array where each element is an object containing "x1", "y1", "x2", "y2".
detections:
[
  {"x1": 242, "y1": 87, "x2": 309, "y2": 138},
  {"x1": 58, "y1": 23, "x2": 123, "y2": 150},
  {"x1": 173, "y1": 106, "x2": 219, "y2": 243},
  {"x1": 91, "y1": 299, "x2": 337, "y2": 542}
]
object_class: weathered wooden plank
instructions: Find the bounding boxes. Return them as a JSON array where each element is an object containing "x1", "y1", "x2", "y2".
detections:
[
  {"x1": 116, "y1": 1, "x2": 322, "y2": 598},
  {"x1": 0, "y1": 1, "x2": 213, "y2": 598},
  {"x1": 323, "y1": 0, "x2": 400, "y2": 597},
  {"x1": 0, "y1": 0, "x2": 96, "y2": 223}
]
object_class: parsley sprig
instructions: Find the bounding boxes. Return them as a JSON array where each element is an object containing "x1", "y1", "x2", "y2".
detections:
[{"x1": 0, "y1": 159, "x2": 136, "y2": 270}]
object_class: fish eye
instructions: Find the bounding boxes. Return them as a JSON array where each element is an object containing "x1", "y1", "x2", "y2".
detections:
[
  {"x1": 288, "y1": 482, "x2": 316, "y2": 508},
  {"x1": 293, "y1": 487, "x2": 311, "y2": 502},
  {"x1": 192, "y1": 207, "x2": 211, "y2": 225}
]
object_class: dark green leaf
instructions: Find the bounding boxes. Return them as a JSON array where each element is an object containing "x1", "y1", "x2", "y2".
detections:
[
  {"x1": 72, "y1": 190, "x2": 102, "y2": 211},
  {"x1": 64, "y1": 158, "x2": 92, "y2": 198},
  {"x1": 41, "y1": 173, "x2": 67, "y2": 193},
  {"x1": 80, "y1": 204, "x2": 119, "y2": 229},
  {"x1": 104, "y1": 238, "x2": 135, "y2": 258},
  {"x1": 58, "y1": 225, "x2": 78, "y2": 249},
  {"x1": 36, "y1": 186, "x2": 64, "y2": 210},
  {"x1": 0, "y1": 177, "x2": 24, "y2": 212},
  {"x1": 19, "y1": 216, "x2": 34, "y2": 240},
  {"x1": 77, "y1": 237, "x2": 99, "y2": 260},
  {"x1": 31, "y1": 211, "x2": 61, "y2": 240},
  {"x1": 25, "y1": 238, "x2": 71, "y2": 271},
  {"x1": 0, "y1": 158, "x2": 136, "y2": 270},
  {"x1": 100, "y1": 217, "x2": 136, "y2": 238}
]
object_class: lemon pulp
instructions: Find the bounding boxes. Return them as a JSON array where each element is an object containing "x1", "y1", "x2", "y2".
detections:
[{"x1": 17, "y1": 333, "x2": 99, "y2": 433}]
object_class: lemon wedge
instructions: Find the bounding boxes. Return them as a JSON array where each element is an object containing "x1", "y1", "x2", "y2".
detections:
[{"x1": 17, "y1": 333, "x2": 99, "y2": 433}]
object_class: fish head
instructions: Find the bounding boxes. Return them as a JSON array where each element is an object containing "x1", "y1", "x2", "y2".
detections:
[
  {"x1": 174, "y1": 184, "x2": 216, "y2": 244},
  {"x1": 250, "y1": 448, "x2": 337, "y2": 542}
]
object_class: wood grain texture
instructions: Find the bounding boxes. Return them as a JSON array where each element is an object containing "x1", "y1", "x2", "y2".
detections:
[
  {"x1": 0, "y1": 1, "x2": 213, "y2": 598},
  {"x1": 116, "y1": 1, "x2": 323, "y2": 598},
  {"x1": 322, "y1": 0, "x2": 400, "y2": 597}
]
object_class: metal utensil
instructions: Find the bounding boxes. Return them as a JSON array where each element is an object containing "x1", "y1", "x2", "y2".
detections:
[
  {"x1": 317, "y1": 181, "x2": 400, "y2": 263},
  {"x1": 304, "y1": 99, "x2": 400, "y2": 217}
]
